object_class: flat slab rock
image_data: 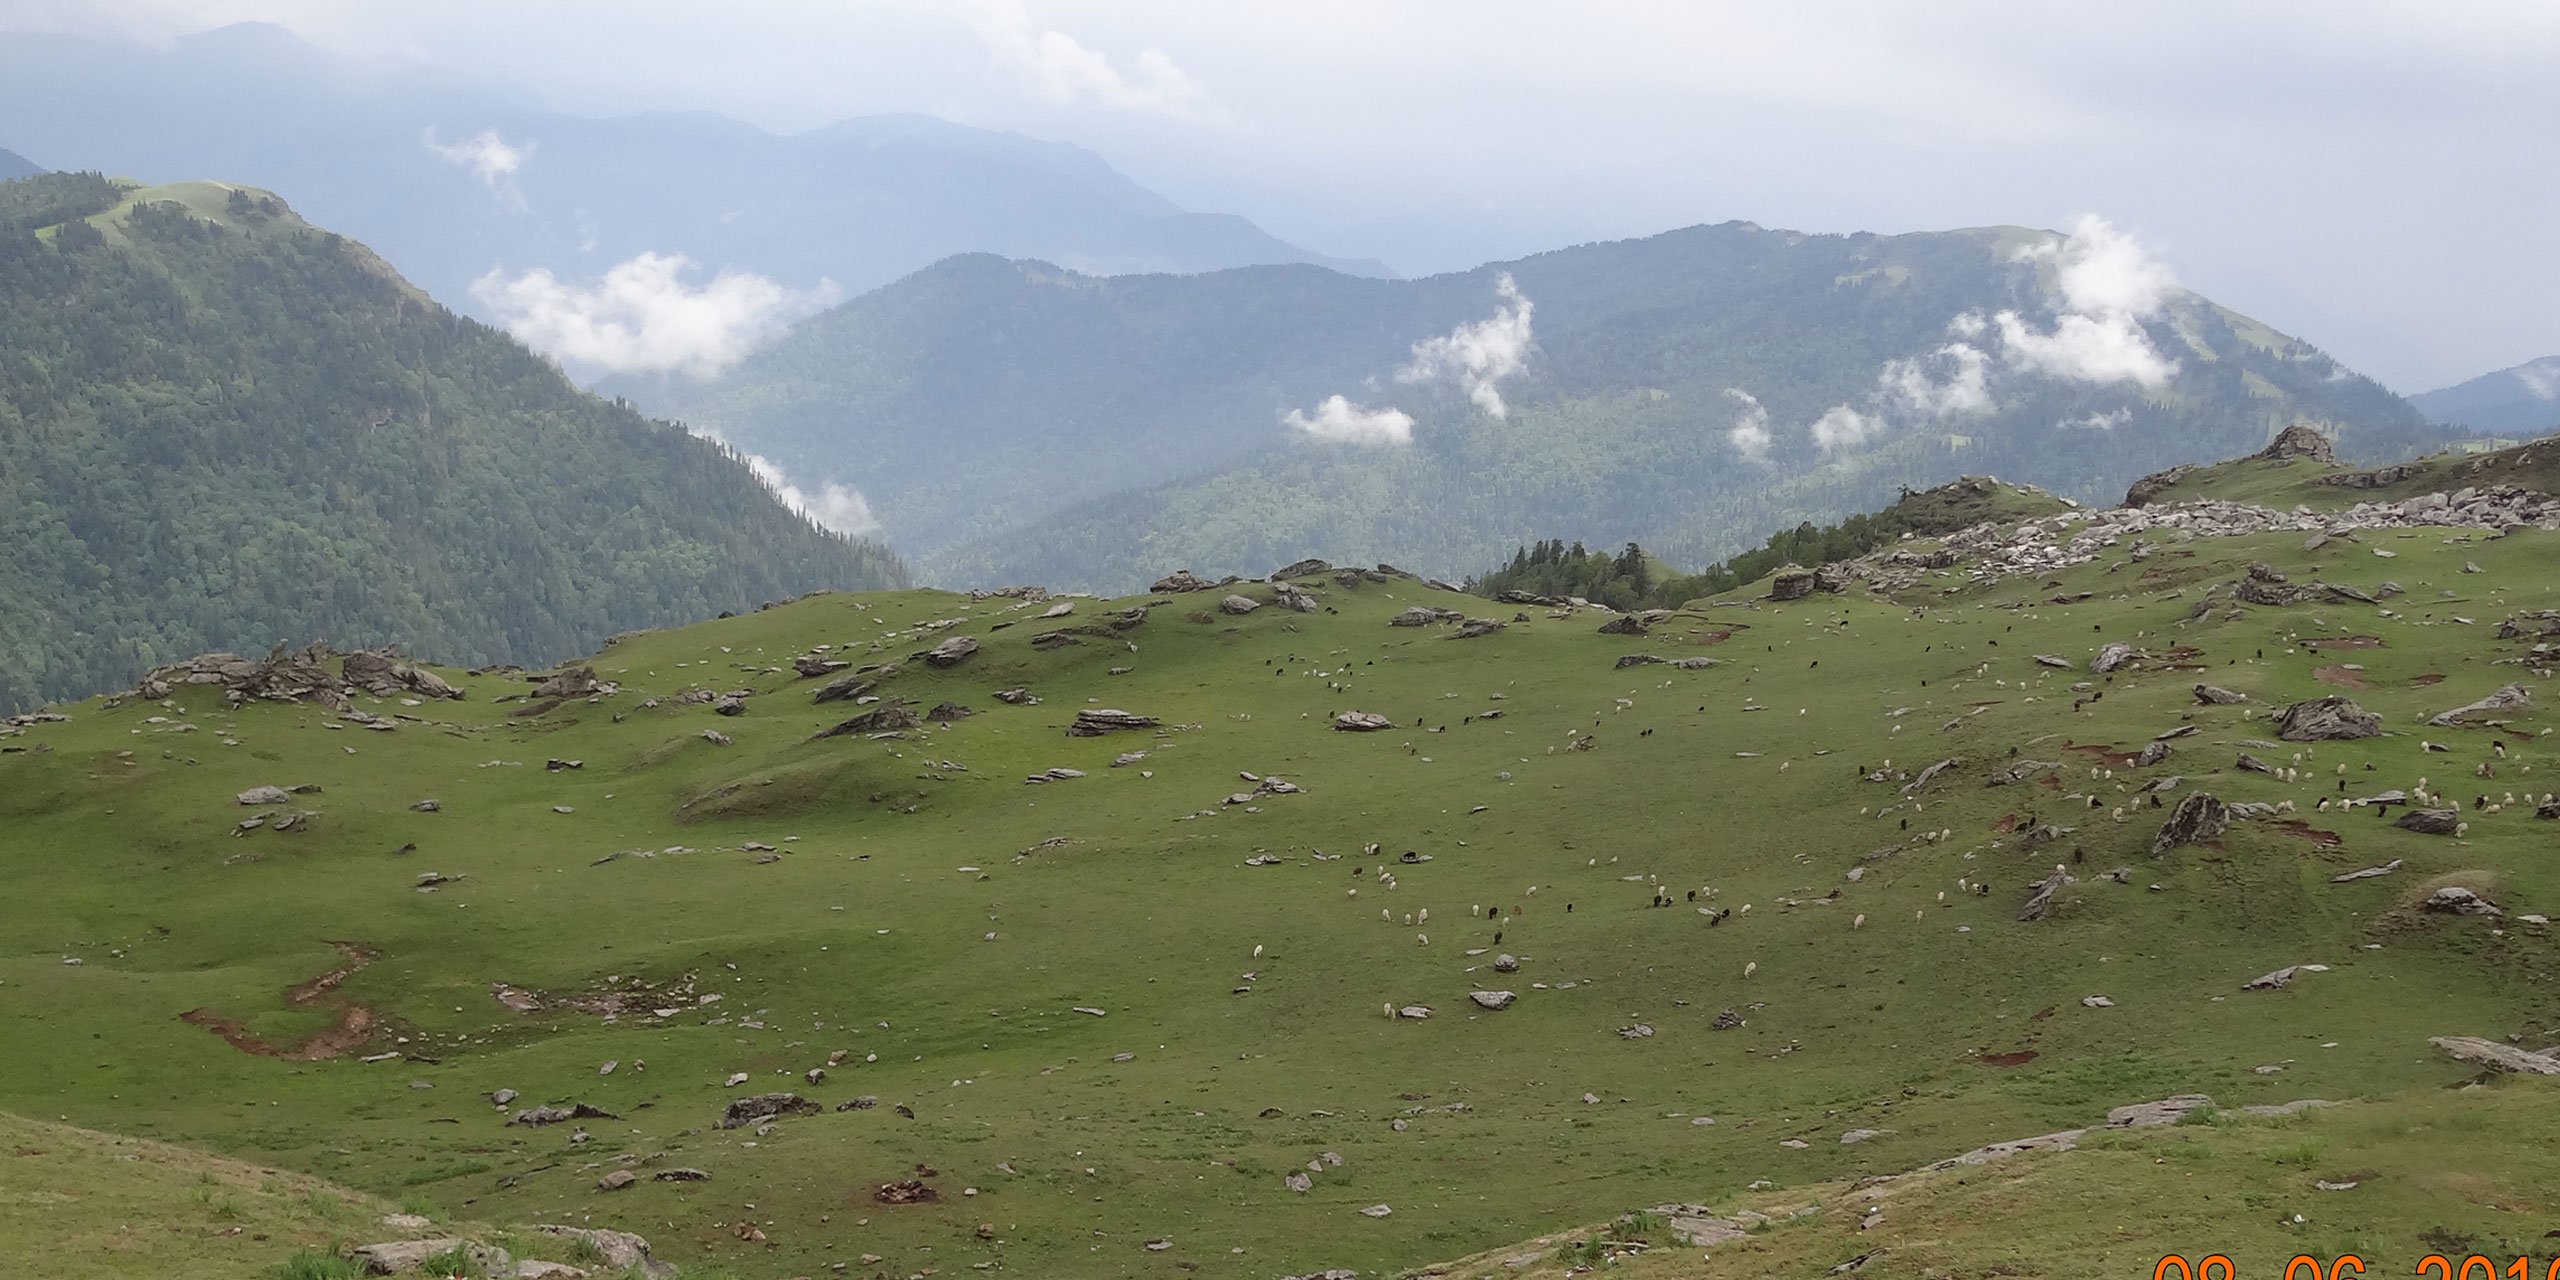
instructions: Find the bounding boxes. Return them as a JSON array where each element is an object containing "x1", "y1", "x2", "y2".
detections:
[
  {"x1": 532, "y1": 1226, "x2": 673, "y2": 1280},
  {"x1": 2432, "y1": 1035, "x2": 2560, "y2": 1075},
  {"x1": 718, "y1": 1092, "x2": 819, "y2": 1129}
]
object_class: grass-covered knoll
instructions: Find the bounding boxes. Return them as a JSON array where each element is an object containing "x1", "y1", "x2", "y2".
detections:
[
  {"x1": 4, "y1": 505, "x2": 2556, "y2": 1277},
  {"x1": 628, "y1": 220, "x2": 2451, "y2": 591},
  {"x1": 0, "y1": 170, "x2": 904, "y2": 712},
  {"x1": 2131, "y1": 427, "x2": 2560, "y2": 513},
  {"x1": 1431, "y1": 1079, "x2": 2560, "y2": 1278},
  {"x1": 0, "y1": 1110, "x2": 415, "y2": 1280},
  {"x1": 1471, "y1": 475, "x2": 2076, "y2": 608}
]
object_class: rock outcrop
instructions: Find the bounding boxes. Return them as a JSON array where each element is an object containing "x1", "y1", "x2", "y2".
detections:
[
  {"x1": 2276, "y1": 696, "x2": 2382, "y2": 742},
  {"x1": 2150, "y1": 792, "x2": 2229, "y2": 855}
]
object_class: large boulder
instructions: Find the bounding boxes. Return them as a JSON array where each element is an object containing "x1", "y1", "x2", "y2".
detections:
[
  {"x1": 812, "y1": 700, "x2": 924, "y2": 739},
  {"x1": 2150, "y1": 792, "x2": 2230, "y2": 855},
  {"x1": 2254, "y1": 422, "x2": 2337, "y2": 464},
  {"x1": 1066, "y1": 709, "x2": 1159, "y2": 737},
  {"x1": 1151, "y1": 569, "x2": 1216, "y2": 593},
  {"x1": 1766, "y1": 565, "x2": 1816, "y2": 602},
  {"x1": 1219, "y1": 594, "x2": 1262, "y2": 616},
  {"x1": 533, "y1": 666, "x2": 614, "y2": 700},
  {"x1": 2431, "y1": 1036, "x2": 2560, "y2": 1076},
  {"x1": 531, "y1": 1226, "x2": 675, "y2": 1280},
  {"x1": 1469, "y1": 990, "x2": 1517, "y2": 1010},
  {"x1": 2394, "y1": 809, "x2": 2462, "y2": 836},
  {"x1": 921, "y1": 635, "x2": 979, "y2": 668},
  {"x1": 2276, "y1": 696, "x2": 2382, "y2": 742},
  {"x1": 2123, "y1": 464, "x2": 2197, "y2": 507},
  {"x1": 1333, "y1": 711, "x2": 1395, "y2": 732}
]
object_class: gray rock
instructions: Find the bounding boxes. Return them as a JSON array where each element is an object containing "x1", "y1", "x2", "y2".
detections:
[
  {"x1": 1767, "y1": 565, "x2": 1817, "y2": 601},
  {"x1": 1448, "y1": 617, "x2": 1506, "y2": 639},
  {"x1": 2018, "y1": 865, "x2": 2072, "y2": 922},
  {"x1": 1472, "y1": 991, "x2": 1517, "y2": 1011},
  {"x1": 2329, "y1": 860, "x2": 2402, "y2": 882},
  {"x1": 2431, "y1": 1035, "x2": 2560, "y2": 1075},
  {"x1": 2032, "y1": 653, "x2": 2075, "y2": 670},
  {"x1": 2091, "y1": 641, "x2": 2138, "y2": 673},
  {"x1": 1491, "y1": 953, "x2": 1519, "y2": 973},
  {"x1": 2133, "y1": 740, "x2": 2172, "y2": 767},
  {"x1": 2394, "y1": 808, "x2": 2462, "y2": 836},
  {"x1": 1066, "y1": 708, "x2": 1158, "y2": 737},
  {"x1": 2236, "y1": 752, "x2": 2277, "y2": 775},
  {"x1": 2243, "y1": 966, "x2": 2298, "y2": 991},
  {"x1": 529, "y1": 1227, "x2": 673, "y2": 1280},
  {"x1": 2193, "y1": 684, "x2": 2249, "y2": 706},
  {"x1": 1358, "y1": 1203, "x2": 1393, "y2": 1218},
  {"x1": 598, "y1": 1169, "x2": 636, "y2": 1191},
  {"x1": 2150, "y1": 792, "x2": 2229, "y2": 855},
  {"x1": 2107, "y1": 1095, "x2": 2214, "y2": 1127},
  {"x1": 236, "y1": 785, "x2": 293, "y2": 806},
  {"x1": 920, "y1": 635, "x2": 980, "y2": 668},
  {"x1": 347, "y1": 1239, "x2": 471, "y2": 1273},
  {"x1": 1333, "y1": 711, "x2": 1395, "y2": 732},
  {"x1": 1151, "y1": 569, "x2": 1216, "y2": 593},
  {"x1": 718, "y1": 1092, "x2": 819, "y2": 1129},
  {"x1": 2421, "y1": 886, "x2": 2500, "y2": 916},
  {"x1": 653, "y1": 1168, "x2": 711, "y2": 1182},
  {"x1": 2427, "y1": 683, "x2": 2531, "y2": 727},
  {"x1": 1396, "y1": 1005, "x2": 1432, "y2": 1019},
  {"x1": 1284, "y1": 1171, "x2": 1312, "y2": 1192},
  {"x1": 2276, "y1": 696, "x2": 2383, "y2": 742},
  {"x1": 711, "y1": 694, "x2": 746, "y2": 716},
  {"x1": 1219, "y1": 593, "x2": 1262, "y2": 616}
]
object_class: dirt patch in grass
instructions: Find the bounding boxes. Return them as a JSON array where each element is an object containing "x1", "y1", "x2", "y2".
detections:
[
  {"x1": 2304, "y1": 636, "x2": 2385, "y2": 651},
  {"x1": 2313, "y1": 665, "x2": 2369, "y2": 689},
  {"x1": 2411, "y1": 673, "x2": 2447, "y2": 686},
  {"x1": 2267, "y1": 820, "x2": 2342, "y2": 845},
  {"x1": 1980, "y1": 1050, "x2": 2040, "y2": 1067},
  {"x1": 181, "y1": 943, "x2": 380, "y2": 1060}
]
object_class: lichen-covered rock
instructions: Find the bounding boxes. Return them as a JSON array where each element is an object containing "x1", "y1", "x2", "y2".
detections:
[
  {"x1": 2276, "y1": 696, "x2": 2382, "y2": 742},
  {"x1": 2150, "y1": 792, "x2": 2229, "y2": 855}
]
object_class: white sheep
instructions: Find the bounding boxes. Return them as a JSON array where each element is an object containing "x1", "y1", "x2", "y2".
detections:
[
  {"x1": 1744, "y1": 961, "x2": 1757, "y2": 978},
  {"x1": 1853, "y1": 913, "x2": 1867, "y2": 930}
]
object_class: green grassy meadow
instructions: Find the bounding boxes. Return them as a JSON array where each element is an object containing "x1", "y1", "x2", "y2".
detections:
[{"x1": 4, "y1": 471, "x2": 2556, "y2": 1277}]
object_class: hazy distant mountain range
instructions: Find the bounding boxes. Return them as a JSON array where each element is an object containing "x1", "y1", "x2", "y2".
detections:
[
  {"x1": 626, "y1": 220, "x2": 2456, "y2": 591},
  {"x1": 0, "y1": 23, "x2": 1383, "y2": 337},
  {"x1": 2410, "y1": 356, "x2": 2560, "y2": 435},
  {"x1": 0, "y1": 147, "x2": 35, "y2": 180}
]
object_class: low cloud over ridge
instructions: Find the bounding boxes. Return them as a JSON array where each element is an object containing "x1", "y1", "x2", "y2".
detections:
[
  {"x1": 1399, "y1": 273, "x2": 1535, "y2": 417},
  {"x1": 1284, "y1": 394, "x2": 1415, "y2": 446},
  {"x1": 1724, "y1": 388, "x2": 1773, "y2": 462},
  {"x1": 1991, "y1": 215, "x2": 2181, "y2": 389},
  {"x1": 470, "y1": 251, "x2": 836, "y2": 380}
]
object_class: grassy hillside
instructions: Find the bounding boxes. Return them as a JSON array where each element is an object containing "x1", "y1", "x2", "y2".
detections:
[
  {"x1": 628, "y1": 222, "x2": 2451, "y2": 590},
  {"x1": 0, "y1": 171, "x2": 904, "y2": 712},
  {"x1": 4, "y1": 456, "x2": 2555, "y2": 1275}
]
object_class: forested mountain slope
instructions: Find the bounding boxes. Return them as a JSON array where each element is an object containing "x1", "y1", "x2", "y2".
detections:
[
  {"x1": 636, "y1": 220, "x2": 2451, "y2": 590},
  {"x1": 0, "y1": 172, "x2": 903, "y2": 710}
]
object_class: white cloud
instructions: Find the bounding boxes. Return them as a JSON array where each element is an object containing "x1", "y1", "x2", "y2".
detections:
[
  {"x1": 1992, "y1": 215, "x2": 2181, "y2": 390},
  {"x1": 1724, "y1": 387, "x2": 1773, "y2": 462},
  {"x1": 1809, "y1": 404, "x2": 1882, "y2": 453},
  {"x1": 424, "y1": 128, "x2": 533, "y2": 208},
  {"x1": 738, "y1": 451, "x2": 882, "y2": 537},
  {"x1": 2060, "y1": 407, "x2": 2134, "y2": 431},
  {"x1": 1398, "y1": 273, "x2": 1535, "y2": 417},
  {"x1": 2018, "y1": 214, "x2": 2179, "y2": 317},
  {"x1": 975, "y1": 0, "x2": 1222, "y2": 121},
  {"x1": 469, "y1": 251, "x2": 836, "y2": 379},
  {"x1": 1879, "y1": 341, "x2": 1993, "y2": 418},
  {"x1": 1993, "y1": 309, "x2": 2180, "y2": 388},
  {"x1": 1283, "y1": 394, "x2": 1415, "y2": 446}
]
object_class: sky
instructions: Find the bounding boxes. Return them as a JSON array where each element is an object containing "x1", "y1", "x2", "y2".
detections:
[{"x1": 4, "y1": 0, "x2": 2554, "y2": 393}]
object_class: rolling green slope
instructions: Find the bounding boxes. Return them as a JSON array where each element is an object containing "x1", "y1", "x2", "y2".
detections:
[
  {"x1": 3, "y1": 458, "x2": 2554, "y2": 1276},
  {"x1": 628, "y1": 222, "x2": 2449, "y2": 590},
  {"x1": 0, "y1": 172, "x2": 904, "y2": 711}
]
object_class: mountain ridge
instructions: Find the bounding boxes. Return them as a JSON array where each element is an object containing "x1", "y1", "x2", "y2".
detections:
[
  {"x1": 2411, "y1": 354, "x2": 2560, "y2": 435},
  {"x1": 631, "y1": 218, "x2": 2450, "y2": 591}
]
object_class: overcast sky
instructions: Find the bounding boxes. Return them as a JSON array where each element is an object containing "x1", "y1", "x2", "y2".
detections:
[{"x1": 7, "y1": 0, "x2": 2554, "y2": 392}]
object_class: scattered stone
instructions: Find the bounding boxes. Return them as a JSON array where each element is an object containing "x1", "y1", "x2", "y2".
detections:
[
  {"x1": 1218, "y1": 593, "x2": 1262, "y2": 616},
  {"x1": 1358, "y1": 1204, "x2": 1393, "y2": 1218},
  {"x1": 598, "y1": 1169, "x2": 637, "y2": 1191},
  {"x1": 1710, "y1": 1008, "x2": 1745, "y2": 1030},
  {"x1": 236, "y1": 785, "x2": 293, "y2": 806},
  {"x1": 2236, "y1": 752, "x2": 2277, "y2": 775},
  {"x1": 1597, "y1": 614, "x2": 1648, "y2": 636},
  {"x1": 711, "y1": 694, "x2": 746, "y2": 717},
  {"x1": 2193, "y1": 684, "x2": 2248, "y2": 706},
  {"x1": 993, "y1": 688, "x2": 1040, "y2": 705},
  {"x1": 2032, "y1": 653, "x2": 2074, "y2": 670},
  {"x1": 1839, "y1": 1128, "x2": 1892, "y2": 1144},
  {"x1": 529, "y1": 1226, "x2": 670, "y2": 1280},
  {"x1": 1397, "y1": 1005, "x2": 1432, "y2": 1020},
  {"x1": 2133, "y1": 741, "x2": 2172, "y2": 767},
  {"x1": 1333, "y1": 711, "x2": 1395, "y2": 732},
  {"x1": 1448, "y1": 617, "x2": 1507, "y2": 639},
  {"x1": 2329, "y1": 860, "x2": 2403, "y2": 882},
  {"x1": 2081, "y1": 995, "x2": 2115, "y2": 1008},
  {"x1": 1617, "y1": 1023, "x2": 1653, "y2": 1039},
  {"x1": 837, "y1": 1096, "x2": 878, "y2": 1111},
  {"x1": 812, "y1": 701, "x2": 923, "y2": 739},
  {"x1": 2018, "y1": 866, "x2": 2072, "y2": 921},
  {"x1": 653, "y1": 1168, "x2": 711, "y2": 1182},
  {"x1": 1285, "y1": 1171, "x2": 1312, "y2": 1193},
  {"x1": 347, "y1": 1239, "x2": 474, "y2": 1273},
  {"x1": 1492, "y1": 953, "x2": 1519, "y2": 973},
  {"x1": 2091, "y1": 641, "x2": 2138, "y2": 674},
  {"x1": 1151, "y1": 569, "x2": 1217, "y2": 593}
]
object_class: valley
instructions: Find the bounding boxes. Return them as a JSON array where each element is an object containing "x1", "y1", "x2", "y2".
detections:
[{"x1": 5, "y1": 441, "x2": 2556, "y2": 1278}]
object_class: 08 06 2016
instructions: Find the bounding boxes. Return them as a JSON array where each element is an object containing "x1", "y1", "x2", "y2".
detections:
[{"x1": 2155, "y1": 1257, "x2": 2560, "y2": 1279}]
